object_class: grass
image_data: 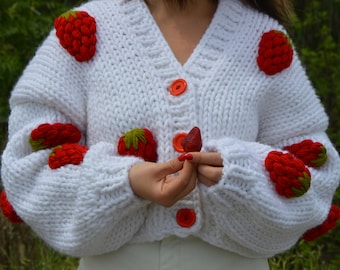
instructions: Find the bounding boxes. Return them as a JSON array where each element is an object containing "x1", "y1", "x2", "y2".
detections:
[{"x1": 0, "y1": 217, "x2": 79, "y2": 270}]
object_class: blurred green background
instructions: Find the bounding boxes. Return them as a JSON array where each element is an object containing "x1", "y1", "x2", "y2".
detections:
[{"x1": 0, "y1": 0, "x2": 339, "y2": 269}]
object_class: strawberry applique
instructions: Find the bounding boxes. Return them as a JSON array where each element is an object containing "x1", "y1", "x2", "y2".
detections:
[
  {"x1": 30, "y1": 123, "x2": 81, "y2": 151},
  {"x1": 54, "y1": 10, "x2": 97, "y2": 62},
  {"x1": 117, "y1": 128, "x2": 158, "y2": 162},
  {"x1": 284, "y1": 140, "x2": 327, "y2": 168},
  {"x1": 265, "y1": 151, "x2": 311, "y2": 198},
  {"x1": 303, "y1": 204, "x2": 340, "y2": 242},
  {"x1": 182, "y1": 126, "x2": 202, "y2": 152},
  {"x1": 29, "y1": 123, "x2": 87, "y2": 169},
  {"x1": 0, "y1": 189, "x2": 23, "y2": 223},
  {"x1": 49, "y1": 143, "x2": 88, "y2": 169},
  {"x1": 257, "y1": 30, "x2": 294, "y2": 75}
]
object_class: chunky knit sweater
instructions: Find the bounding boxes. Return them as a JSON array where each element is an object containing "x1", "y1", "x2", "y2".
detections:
[{"x1": 2, "y1": 0, "x2": 340, "y2": 259}]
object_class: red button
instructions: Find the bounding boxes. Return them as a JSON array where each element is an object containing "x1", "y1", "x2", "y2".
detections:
[
  {"x1": 172, "y1": 133, "x2": 187, "y2": 153},
  {"x1": 169, "y1": 79, "x2": 187, "y2": 96},
  {"x1": 176, "y1": 208, "x2": 196, "y2": 228}
]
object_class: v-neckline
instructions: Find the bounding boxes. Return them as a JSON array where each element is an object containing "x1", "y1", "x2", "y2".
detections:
[
  {"x1": 140, "y1": 0, "x2": 220, "y2": 69},
  {"x1": 144, "y1": 2, "x2": 218, "y2": 67},
  {"x1": 121, "y1": 0, "x2": 243, "y2": 81}
]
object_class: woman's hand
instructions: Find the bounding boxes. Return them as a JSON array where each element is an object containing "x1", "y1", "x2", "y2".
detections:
[
  {"x1": 128, "y1": 155, "x2": 197, "y2": 207},
  {"x1": 190, "y1": 152, "x2": 223, "y2": 187}
]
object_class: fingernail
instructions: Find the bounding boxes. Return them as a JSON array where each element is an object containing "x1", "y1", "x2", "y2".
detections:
[{"x1": 178, "y1": 153, "x2": 193, "y2": 162}]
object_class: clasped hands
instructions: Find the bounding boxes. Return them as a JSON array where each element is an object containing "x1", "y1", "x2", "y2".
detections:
[{"x1": 129, "y1": 152, "x2": 223, "y2": 207}]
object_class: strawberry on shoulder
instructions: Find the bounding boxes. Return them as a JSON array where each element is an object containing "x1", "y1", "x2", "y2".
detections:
[
  {"x1": 257, "y1": 30, "x2": 294, "y2": 75},
  {"x1": 54, "y1": 10, "x2": 97, "y2": 62}
]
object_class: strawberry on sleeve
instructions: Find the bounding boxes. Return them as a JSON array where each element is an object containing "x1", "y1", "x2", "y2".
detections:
[
  {"x1": 264, "y1": 151, "x2": 311, "y2": 198},
  {"x1": 284, "y1": 140, "x2": 328, "y2": 168},
  {"x1": 0, "y1": 189, "x2": 23, "y2": 224},
  {"x1": 303, "y1": 204, "x2": 340, "y2": 242},
  {"x1": 49, "y1": 143, "x2": 88, "y2": 169},
  {"x1": 30, "y1": 123, "x2": 82, "y2": 151}
]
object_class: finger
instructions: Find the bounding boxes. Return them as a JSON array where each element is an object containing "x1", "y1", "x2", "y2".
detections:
[
  {"x1": 198, "y1": 164, "x2": 223, "y2": 182},
  {"x1": 159, "y1": 162, "x2": 197, "y2": 206},
  {"x1": 169, "y1": 161, "x2": 197, "y2": 201},
  {"x1": 156, "y1": 154, "x2": 193, "y2": 178},
  {"x1": 197, "y1": 174, "x2": 218, "y2": 187},
  {"x1": 190, "y1": 152, "x2": 223, "y2": 167}
]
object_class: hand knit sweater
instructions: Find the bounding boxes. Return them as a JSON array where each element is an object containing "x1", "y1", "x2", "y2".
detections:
[{"x1": 2, "y1": 0, "x2": 340, "y2": 259}]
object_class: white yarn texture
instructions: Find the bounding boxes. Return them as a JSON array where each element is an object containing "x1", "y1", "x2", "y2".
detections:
[{"x1": 2, "y1": 0, "x2": 340, "y2": 258}]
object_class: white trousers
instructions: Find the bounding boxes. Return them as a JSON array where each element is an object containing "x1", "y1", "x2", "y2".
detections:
[{"x1": 78, "y1": 236, "x2": 269, "y2": 270}]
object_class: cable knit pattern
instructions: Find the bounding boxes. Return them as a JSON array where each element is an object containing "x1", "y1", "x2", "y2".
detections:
[{"x1": 1, "y1": 0, "x2": 340, "y2": 259}]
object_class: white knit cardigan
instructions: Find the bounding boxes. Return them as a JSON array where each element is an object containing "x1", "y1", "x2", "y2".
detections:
[{"x1": 2, "y1": 0, "x2": 340, "y2": 259}]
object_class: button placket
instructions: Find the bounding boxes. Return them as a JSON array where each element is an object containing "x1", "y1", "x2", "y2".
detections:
[{"x1": 168, "y1": 78, "x2": 188, "y2": 153}]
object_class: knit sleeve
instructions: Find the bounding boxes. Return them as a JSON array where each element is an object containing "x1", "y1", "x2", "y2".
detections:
[
  {"x1": 197, "y1": 48, "x2": 340, "y2": 257},
  {"x1": 1, "y1": 28, "x2": 149, "y2": 257}
]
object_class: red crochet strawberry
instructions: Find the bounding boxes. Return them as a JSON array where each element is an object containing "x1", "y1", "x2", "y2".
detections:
[
  {"x1": 117, "y1": 128, "x2": 158, "y2": 162},
  {"x1": 265, "y1": 151, "x2": 311, "y2": 198},
  {"x1": 182, "y1": 127, "x2": 202, "y2": 152},
  {"x1": 257, "y1": 30, "x2": 294, "y2": 75},
  {"x1": 54, "y1": 10, "x2": 97, "y2": 62},
  {"x1": 284, "y1": 140, "x2": 327, "y2": 168},
  {"x1": 303, "y1": 204, "x2": 340, "y2": 242},
  {"x1": 0, "y1": 189, "x2": 23, "y2": 223},
  {"x1": 49, "y1": 143, "x2": 88, "y2": 169},
  {"x1": 30, "y1": 123, "x2": 82, "y2": 151}
]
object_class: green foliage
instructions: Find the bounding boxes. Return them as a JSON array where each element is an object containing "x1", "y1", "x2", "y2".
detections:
[
  {"x1": 287, "y1": 1, "x2": 340, "y2": 268},
  {"x1": 0, "y1": 216, "x2": 78, "y2": 270},
  {"x1": 269, "y1": 240, "x2": 337, "y2": 270},
  {"x1": 293, "y1": 0, "x2": 340, "y2": 150},
  {"x1": 0, "y1": 0, "x2": 340, "y2": 269},
  {"x1": 0, "y1": 0, "x2": 82, "y2": 143}
]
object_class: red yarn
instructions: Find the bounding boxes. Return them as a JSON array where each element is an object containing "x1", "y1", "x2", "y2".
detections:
[
  {"x1": 49, "y1": 143, "x2": 88, "y2": 169},
  {"x1": 257, "y1": 30, "x2": 293, "y2": 75},
  {"x1": 265, "y1": 151, "x2": 311, "y2": 198},
  {"x1": 303, "y1": 204, "x2": 340, "y2": 242},
  {"x1": 0, "y1": 190, "x2": 23, "y2": 223},
  {"x1": 30, "y1": 123, "x2": 81, "y2": 151},
  {"x1": 284, "y1": 140, "x2": 327, "y2": 168},
  {"x1": 54, "y1": 10, "x2": 97, "y2": 62},
  {"x1": 117, "y1": 128, "x2": 158, "y2": 162}
]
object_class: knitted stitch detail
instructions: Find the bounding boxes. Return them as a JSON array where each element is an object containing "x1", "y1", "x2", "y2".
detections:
[
  {"x1": 284, "y1": 140, "x2": 328, "y2": 168},
  {"x1": 0, "y1": 190, "x2": 23, "y2": 223},
  {"x1": 303, "y1": 204, "x2": 340, "y2": 242},
  {"x1": 265, "y1": 151, "x2": 311, "y2": 198},
  {"x1": 117, "y1": 128, "x2": 158, "y2": 162},
  {"x1": 49, "y1": 144, "x2": 88, "y2": 169},
  {"x1": 30, "y1": 123, "x2": 81, "y2": 151},
  {"x1": 257, "y1": 30, "x2": 293, "y2": 75},
  {"x1": 54, "y1": 10, "x2": 97, "y2": 62}
]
